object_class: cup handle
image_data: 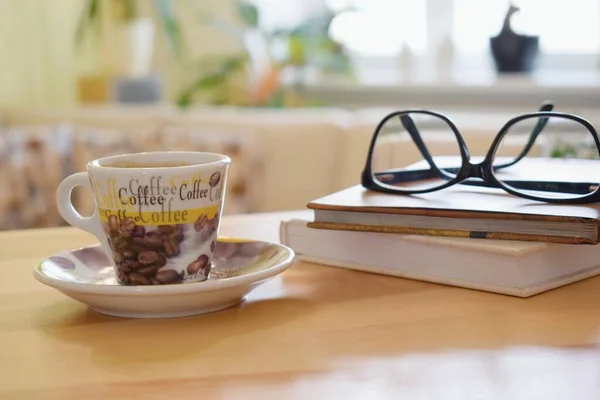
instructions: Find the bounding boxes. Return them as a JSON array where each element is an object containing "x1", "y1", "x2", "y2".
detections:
[{"x1": 56, "y1": 172, "x2": 103, "y2": 239}]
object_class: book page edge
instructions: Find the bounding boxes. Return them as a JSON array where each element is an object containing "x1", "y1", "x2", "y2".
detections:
[{"x1": 292, "y1": 254, "x2": 600, "y2": 298}]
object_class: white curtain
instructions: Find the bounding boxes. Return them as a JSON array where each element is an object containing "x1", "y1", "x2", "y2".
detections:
[
  {"x1": 0, "y1": 0, "x2": 81, "y2": 108},
  {"x1": 0, "y1": 0, "x2": 244, "y2": 109}
]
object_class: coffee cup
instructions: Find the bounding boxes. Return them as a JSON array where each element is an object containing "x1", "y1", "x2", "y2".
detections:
[{"x1": 56, "y1": 151, "x2": 230, "y2": 286}]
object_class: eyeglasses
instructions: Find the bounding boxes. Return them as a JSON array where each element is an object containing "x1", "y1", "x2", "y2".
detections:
[{"x1": 360, "y1": 102, "x2": 600, "y2": 204}]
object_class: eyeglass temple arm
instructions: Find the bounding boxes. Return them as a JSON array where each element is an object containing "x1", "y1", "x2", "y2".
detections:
[
  {"x1": 374, "y1": 168, "x2": 594, "y2": 195},
  {"x1": 399, "y1": 115, "x2": 456, "y2": 180},
  {"x1": 493, "y1": 101, "x2": 554, "y2": 170},
  {"x1": 400, "y1": 103, "x2": 552, "y2": 176}
]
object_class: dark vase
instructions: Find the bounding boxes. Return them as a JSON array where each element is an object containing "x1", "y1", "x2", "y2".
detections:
[
  {"x1": 490, "y1": 32, "x2": 539, "y2": 73},
  {"x1": 489, "y1": 4, "x2": 539, "y2": 73}
]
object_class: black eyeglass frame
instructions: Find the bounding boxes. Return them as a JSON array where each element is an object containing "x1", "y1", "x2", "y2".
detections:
[{"x1": 360, "y1": 106, "x2": 600, "y2": 204}]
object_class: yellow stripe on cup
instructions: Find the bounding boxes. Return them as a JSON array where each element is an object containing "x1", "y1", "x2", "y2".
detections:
[{"x1": 98, "y1": 205, "x2": 220, "y2": 226}]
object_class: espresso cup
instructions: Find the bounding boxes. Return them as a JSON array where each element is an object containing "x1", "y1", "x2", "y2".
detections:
[{"x1": 56, "y1": 151, "x2": 230, "y2": 286}]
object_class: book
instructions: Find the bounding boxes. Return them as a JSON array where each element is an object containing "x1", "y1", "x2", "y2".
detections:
[
  {"x1": 308, "y1": 157, "x2": 600, "y2": 244},
  {"x1": 307, "y1": 183, "x2": 600, "y2": 245},
  {"x1": 280, "y1": 219, "x2": 600, "y2": 297}
]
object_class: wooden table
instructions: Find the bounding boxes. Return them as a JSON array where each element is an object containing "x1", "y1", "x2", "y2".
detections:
[{"x1": 2, "y1": 210, "x2": 600, "y2": 399}]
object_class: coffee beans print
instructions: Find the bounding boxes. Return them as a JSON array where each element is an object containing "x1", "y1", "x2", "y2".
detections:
[
  {"x1": 157, "y1": 225, "x2": 176, "y2": 234},
  {"x1": 104, "y1": 208, "x2": 218, "y2": 285},
  {"x1": 209, "y1": 171, "x2": 221, "y2": 187},
  {"x1": 194, "y1": 214, "x2": 208, "y2": 232},
  {"x1": 139, "y1": 231, "x2": 164, "y2": 249},
  {"x1": 138, "y1": 250, "x2": 159, "y2": 265},
  {"x1": 211, "y1": 212, "x2": 219, "y2": 233},
  {"x1": 132, "y1": 225, "x2": 145, "y2": 238},
  {"x1": 186, "y1": 260, "x2": 203, "y2": 275},
  {"x1": 104, "y1": 216, "x2": 189, "y2": 286},
  {"x1": 154, "y1": 269, "x2": 184, "y2": 284},
  {"x1": 129, "y1": 272, "x2": 151, "y2": 285},
  {"x1": 117, "y1": 217, "x2": 136, "y2": 237},
  {"x1": 107, "y1": 215, "x2": 119, "y2": 233},
  {"x1": 193, "y1": 211, "x2": 220, "y2": 243},
  {"x1": 187, "y1": 254, "x2": 210, "y2": 276},
  {"x1": 155, "y1": 254, "x2": 167, "y2": 267},
  {"x1": 137, "y1": 264, "x2": 161, "y2": 277},
  {"x1": 163, "y1": 239, "x2": 178, "y2": 257}
]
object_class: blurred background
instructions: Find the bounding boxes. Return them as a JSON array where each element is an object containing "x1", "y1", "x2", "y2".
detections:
[{"x1": 1, "y1": 0, "x2": 599, "y2": 230}]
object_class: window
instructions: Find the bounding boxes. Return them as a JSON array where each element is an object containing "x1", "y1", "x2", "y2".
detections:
[
  {"x1": 453, "y1": 0, "x2": 600, "y2": 54},
  {"x1": 328, "y1": 0, "x2": 427, "y2": 56},
  {"x1": 251, "y1": 0, "x2": 600, "y2": 73},
  {"x1": 249, "y1": 0, "x2": 327, "y2": 31},
  {"x1": 452, "y1": 0, "x2": 511, "y2": 54}
]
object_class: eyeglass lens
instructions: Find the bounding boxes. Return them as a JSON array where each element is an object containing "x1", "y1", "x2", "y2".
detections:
[
  {"x1": 491, "y1": 115, "x2": 600, "y2": 199},
  {"x1": 370, "y1": 112, "x2": 462, "y2": 191}
]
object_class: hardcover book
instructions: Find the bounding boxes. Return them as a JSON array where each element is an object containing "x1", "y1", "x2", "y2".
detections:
[
  {"x1": 280, "y1": 219, "x2": 600, "y2": 297},
  {"x1": 307, "y1": 183, "x2": 600, "y2": 245}
]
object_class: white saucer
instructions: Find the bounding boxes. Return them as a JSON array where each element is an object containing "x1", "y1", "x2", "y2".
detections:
[{"x1": 33, "y1": 238, "x2": 295, "y2": 318}]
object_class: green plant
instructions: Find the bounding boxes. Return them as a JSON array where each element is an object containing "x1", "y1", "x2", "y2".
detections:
[
  {"x1": 74, "y1": 0, "x2": 184, "y2": 58},
  {"x1": 176, "y1": 54, "x2": 249, "y2": 108},
  {"x1": 551, "y1": 139, "x2": 598, "y2": 159},
  {"x1": 175, "y1": 0, "x2": 350, "y2": 108}
]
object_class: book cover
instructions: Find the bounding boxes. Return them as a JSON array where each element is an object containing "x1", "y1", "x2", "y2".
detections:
[
  {"x1": 307, "y1": 183, "x2": 600, "y2": 244},
  {"x1": 281, "y1": 219, "x2": 600, "y2": 297}
]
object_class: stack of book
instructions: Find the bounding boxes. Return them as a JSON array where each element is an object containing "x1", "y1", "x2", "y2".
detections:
[{"x1": 279, "y1": 183, "x2": 600, "y2": 297}]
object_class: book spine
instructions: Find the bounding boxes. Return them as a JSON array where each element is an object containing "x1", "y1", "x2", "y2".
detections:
[{"x1": 306, "y1": 222, "x2": 597, "y2": 245}]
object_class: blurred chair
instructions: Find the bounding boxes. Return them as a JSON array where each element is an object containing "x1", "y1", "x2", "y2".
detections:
[
  {"x1": 0, "y1": 124, "x2": 74, "y2": 229},
  {"x1": 0, "y1": 104, "x2": 555, "y2": 231}
]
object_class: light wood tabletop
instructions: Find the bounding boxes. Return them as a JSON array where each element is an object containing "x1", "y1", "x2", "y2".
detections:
[{"x1": 2, "y1": 210, "x2": 600, "y2": 399}]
